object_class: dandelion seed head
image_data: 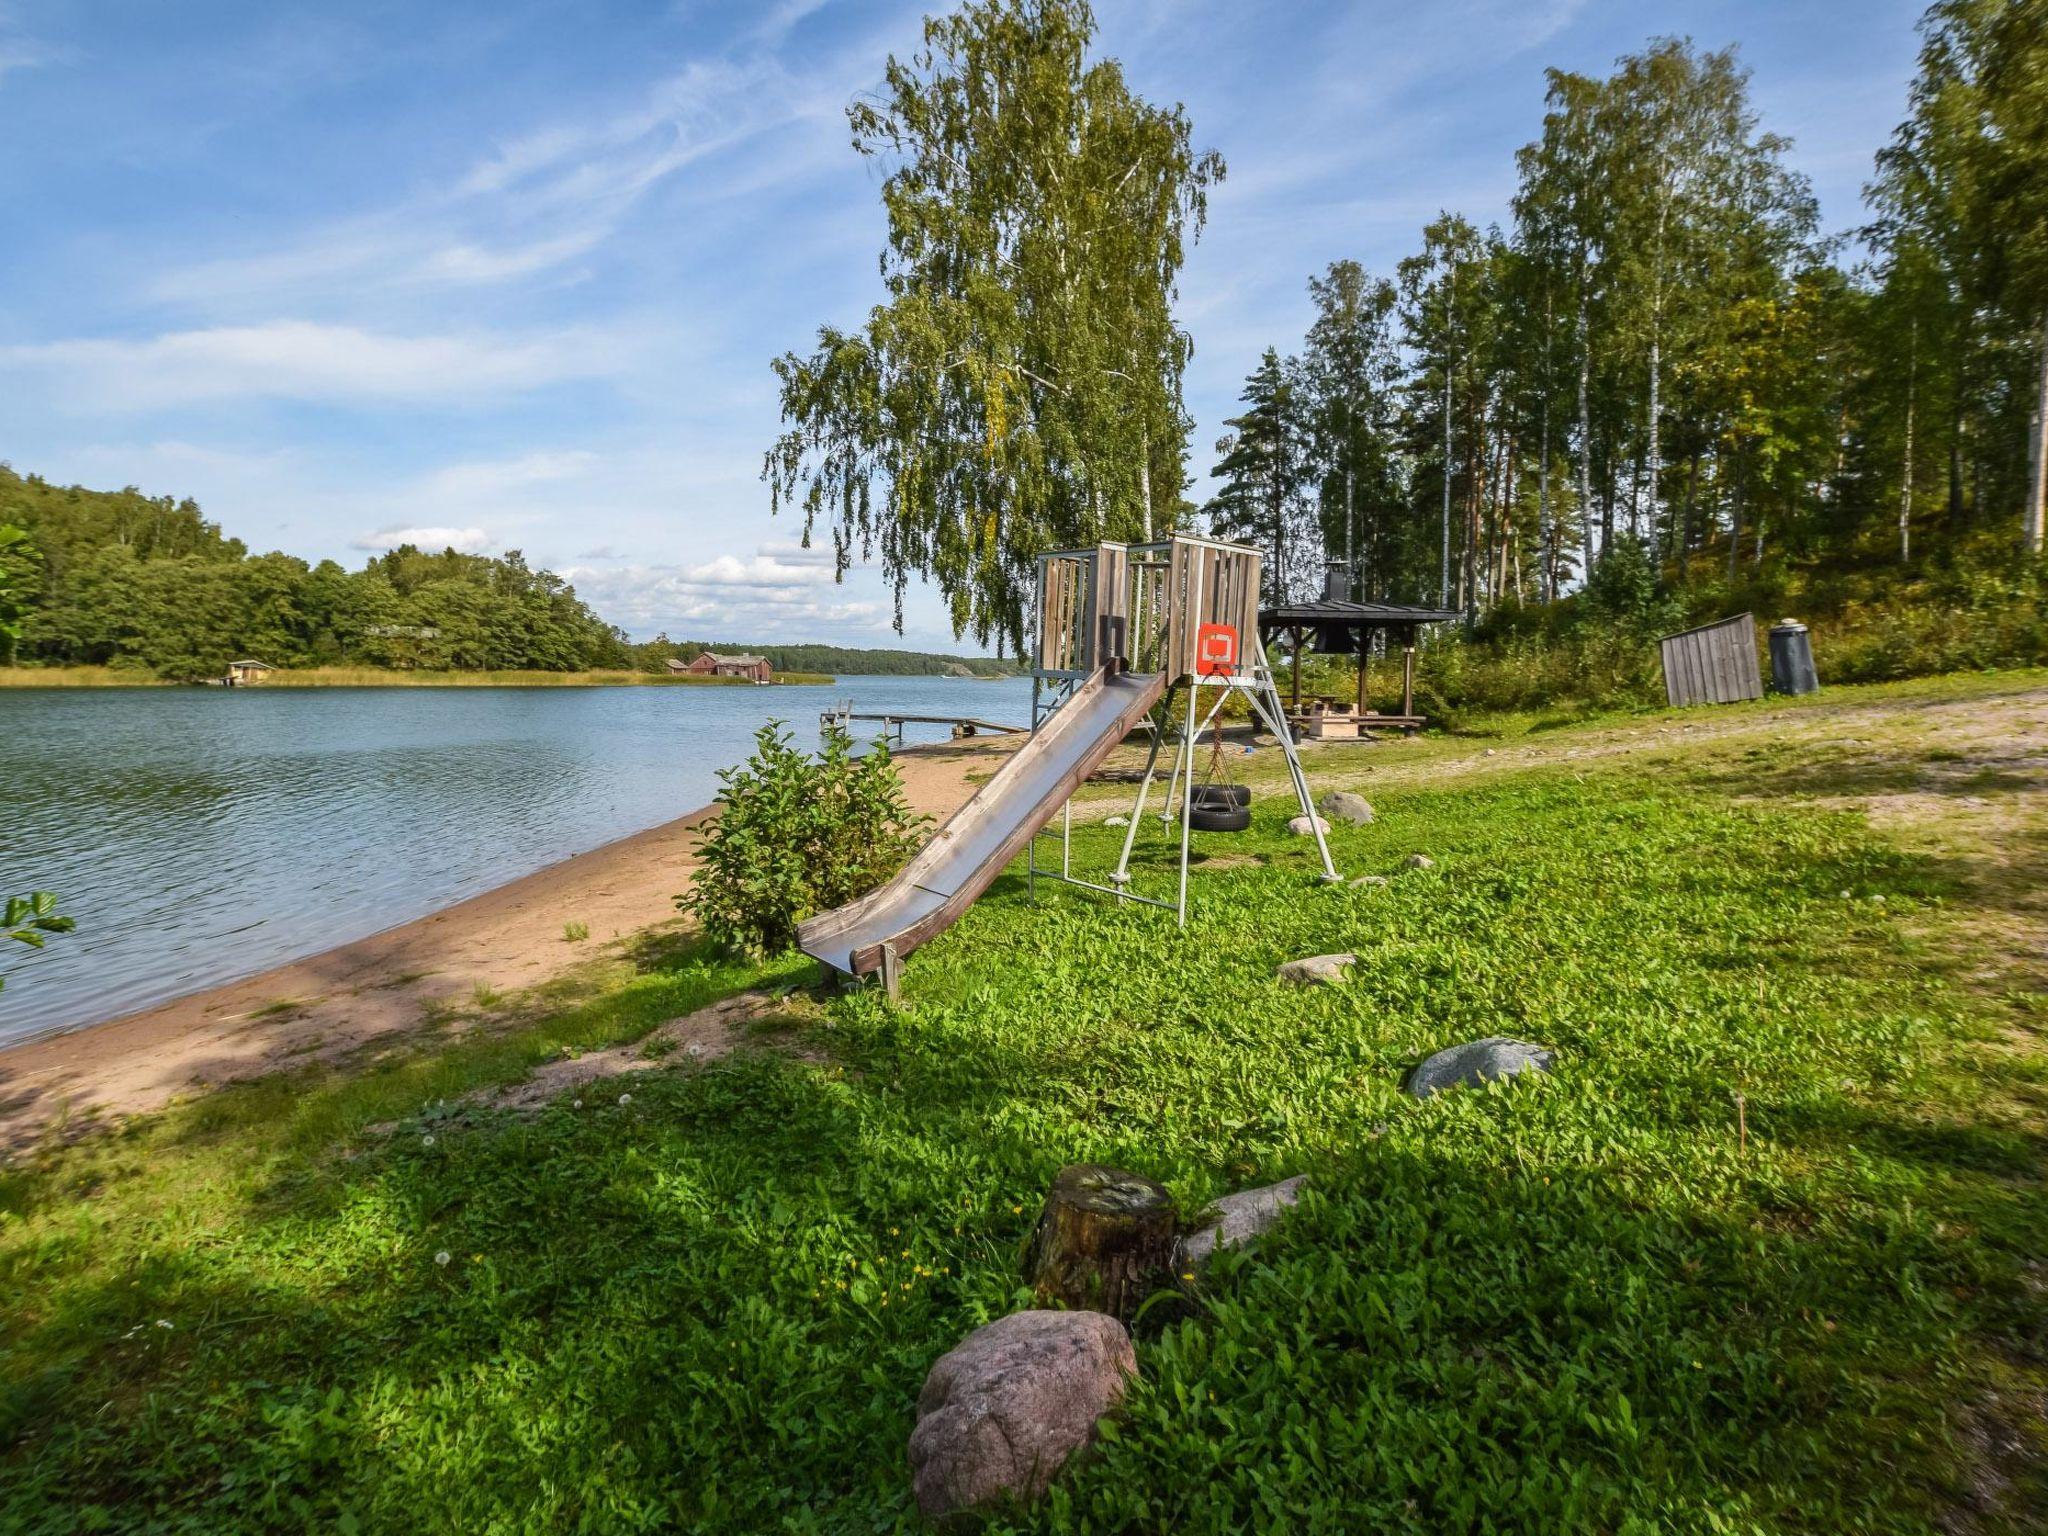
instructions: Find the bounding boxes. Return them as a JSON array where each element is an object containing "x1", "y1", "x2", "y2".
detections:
[
  {"x1": 618, "y1": 1092, "x2": 632, "y2": 1106},
  {"x1": 434, "y1": 1250, "x2": 452, "y2": 1267}
]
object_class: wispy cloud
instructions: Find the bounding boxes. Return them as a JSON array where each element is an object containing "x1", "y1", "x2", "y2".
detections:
[
  {"x1": 0, "y1": 322, "x2": 621, "y2": 409},
  {"x1": 150, "y1": 52, "x2": 849, "y2": 313},
  {"x1": 0, "y1": 8, "x2": 69, "y2": 83}
]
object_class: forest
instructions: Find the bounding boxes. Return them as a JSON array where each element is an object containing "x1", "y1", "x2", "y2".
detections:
[
  {"x1": 0, "y1": 469, "x2": 1011, "y2": 680},
  {"x1": 769, "y1": 0, "x2": 2046, "y2": 705},
  {"x1": 0, "y1": 467, "x2": 638, "y2": 678},
  {"x1": 1205, "y1": 11, "x2": 2045, "y2": 616}
]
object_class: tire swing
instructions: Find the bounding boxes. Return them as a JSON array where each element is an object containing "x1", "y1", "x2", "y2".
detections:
[{"x1": 1185, "y1": 714, "x2": 1251, "y2": 832}]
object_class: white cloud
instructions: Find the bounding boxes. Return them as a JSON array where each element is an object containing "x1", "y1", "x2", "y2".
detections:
[
  {"x1": 559, "y1": 559, "x2": 886, "y2": 638},
  {"x1": 0, "y1": 322, "x2": 619, "y2": 409},
  {"x1": 679, "y1": 551, "x2": 836, "y2": 588},
  {"x1": 354, "y1": 525, "x2": 492, "y2": 554}
]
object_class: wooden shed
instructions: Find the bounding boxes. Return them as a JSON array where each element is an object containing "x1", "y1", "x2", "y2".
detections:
[
  {"x1": 224, "y1": 659, "x2": 274, "y2": 687},
  {"x1": 679, "y1": 651, "x2": 773, "y2": 682},
  {"x1": 1658, "y1": 614, "x2": 1762, "y2": 707}
]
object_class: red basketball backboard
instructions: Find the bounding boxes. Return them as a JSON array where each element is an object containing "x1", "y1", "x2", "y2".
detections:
[{"x1": 1195, "y1": 622, "x2": 1238, "y2": 678}]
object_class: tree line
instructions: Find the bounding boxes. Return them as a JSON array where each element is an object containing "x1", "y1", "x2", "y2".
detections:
[
  {"x1": 771, "y1": 0, "x2": 2046, "y2": 652},
  {"x1": 653, "y1": 642, "x2": 1013, "y2": 676},
  {"x1": 1211, "y1": 5, "x2": 2046, "y2": 613},
  {"x1": 0, "y1": 468, "x2": 1023, "y2": 681},
  {"x1": 0, "y1": 466, "x2": 633, "y2": 677}
]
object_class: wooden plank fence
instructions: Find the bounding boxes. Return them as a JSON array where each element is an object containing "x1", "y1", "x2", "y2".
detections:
[{"x1": 1659, "y1": 612, "x2": 1762, "y2": 707}]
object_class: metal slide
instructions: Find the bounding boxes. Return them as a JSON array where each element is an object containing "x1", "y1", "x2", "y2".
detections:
[{"x1": 798, "y1": 667, "x2": 1167, "y2": 979}]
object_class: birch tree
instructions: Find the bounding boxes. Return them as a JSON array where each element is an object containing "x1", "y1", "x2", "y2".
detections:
[{"x1": 763, "y1": 0, "x2": 1223, "y2": 649}]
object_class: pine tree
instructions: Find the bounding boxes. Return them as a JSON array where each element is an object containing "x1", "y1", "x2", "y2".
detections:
[
  {"x1": 1205, "y1": 350, "x2": 1312, "y2": 601},
  {"x1": 1299, "y1": 261, "x2": 1403, "y2": 598}
]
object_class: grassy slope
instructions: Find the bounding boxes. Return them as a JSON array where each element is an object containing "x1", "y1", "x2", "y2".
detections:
[
  {"x1": 1, "y1": 672, "x2": 2041, "y2": 1533},
  {"x1": 0, "y1": 667, "x2": 837, "y2": 687}
]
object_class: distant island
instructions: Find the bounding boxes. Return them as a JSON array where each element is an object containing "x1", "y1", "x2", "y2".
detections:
[
  {"x1": 0, "y1": 466, "x2": 1009, "y2": 686},
  {"x1": 662, "y1": 643, "x2": 1012, "y2": 678}
]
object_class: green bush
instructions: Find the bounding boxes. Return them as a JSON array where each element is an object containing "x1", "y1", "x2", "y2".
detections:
[
  {"x1": 682, "y1": 722, "x2": 929, "y2": 957},
  {"x1": 1, "y1": 891, "x2": 73, "y2": 997},
  {"x1": 1414, "y1": 541, "x2": 2048, "y2": 722}
]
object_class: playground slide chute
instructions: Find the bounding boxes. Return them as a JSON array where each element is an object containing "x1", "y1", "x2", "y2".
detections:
[{"x1": 798, "y1": 667, "x2": 1167, "y2": 979}]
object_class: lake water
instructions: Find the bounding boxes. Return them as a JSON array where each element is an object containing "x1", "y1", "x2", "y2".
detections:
[{"x1": 0, "y1": 676, "x2": 1035, "y2": 1045}]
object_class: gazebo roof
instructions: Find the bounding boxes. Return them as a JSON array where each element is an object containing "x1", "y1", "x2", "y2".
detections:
[{"x1": 1258, "y1": 599, "x2": 1460, "y2": 632}]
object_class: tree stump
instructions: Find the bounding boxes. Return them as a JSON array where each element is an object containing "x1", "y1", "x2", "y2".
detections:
[{"x1": 1022, "y1": 1165, "x2": 1178, "y2": 1318}]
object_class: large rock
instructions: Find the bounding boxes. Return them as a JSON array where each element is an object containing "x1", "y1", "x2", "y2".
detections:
[
  {"x1": 1317, "y1": 791, "x2": 1375, "y2": 825},
  {"x1": 1349, "y1": 874, "x2": 1390, "y2": 890},
  {"x1": 1176, "y1": 1175, "x2": 1309, "y2": 1271},
  {"x1": 909, "y1": 1310, "x2": 1136, "y2": 1520},
  {"x1": 1288, "y1": 814, "x2": 1332, "y2": 837},
  {"x1": 1401, "y1": 853, "x2": 1436, "y2": 871},
  {"x1": 1276, "y1": 953, "x2": 1356, "y2": 987},
  {"x1": 1406, "y1": 1036, "x2": 1555, "y2": 1100}
]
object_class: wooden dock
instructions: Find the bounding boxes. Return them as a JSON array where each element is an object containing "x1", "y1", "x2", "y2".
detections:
[{"x1": 820, "y1": 702, "x2": 1024, "y2": 744}]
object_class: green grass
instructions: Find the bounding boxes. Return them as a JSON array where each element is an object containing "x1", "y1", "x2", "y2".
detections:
[{"x1": 1, "y1": 676, "x2": 2042, "y2": 1532}]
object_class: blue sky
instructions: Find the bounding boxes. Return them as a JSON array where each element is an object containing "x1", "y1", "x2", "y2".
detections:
[{"x1": 0, "y1": 0, "x2": 1926, "y2": 649}]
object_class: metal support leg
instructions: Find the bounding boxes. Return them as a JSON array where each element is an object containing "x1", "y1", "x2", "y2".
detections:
[
  {"x1": 1027, "y1": 676, "x2": 1041, "y2": 901},
  {"x1": 1158, "y1": 688, "x2": 1187, "y2": 823},
  {"x1": 1248, "y1": 684, "x2": 1340, "y2": 882},
  {"x1": 1249, "y1": 634, "x2": 1340, "y2": 883},
  {"x1": 1176, "y1": 681, "x2": 1200, "y2": 924},
  {"x1": 1111, "y1": 724, "x2": 1164, "y2": 890}
]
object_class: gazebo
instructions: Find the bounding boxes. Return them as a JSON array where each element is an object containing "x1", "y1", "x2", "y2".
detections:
[{"x1": 1259, "y1": 565, "x2": 1458, "y2": 737}]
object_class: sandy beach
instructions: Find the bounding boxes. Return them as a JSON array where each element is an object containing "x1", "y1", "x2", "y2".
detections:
[{"x1": 0, "y1": 734, "x2": 1021, "y2": 1145}]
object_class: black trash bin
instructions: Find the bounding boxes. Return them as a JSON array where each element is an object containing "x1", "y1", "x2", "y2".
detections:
[{"x1": 1768, "y1": 619, "x2": 1819, "y2": 695}]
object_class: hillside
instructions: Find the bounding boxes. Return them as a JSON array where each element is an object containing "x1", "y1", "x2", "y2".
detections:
[{"x1": 0, "y1": 468, "x2": 1002, "y2": 682}]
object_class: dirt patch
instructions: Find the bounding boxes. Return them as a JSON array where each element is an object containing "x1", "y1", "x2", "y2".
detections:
[
  {"x1": 1941, "y1": 1381, "x2": 2048, "y2": 1535},
  {"x1": 468, "y1": 991, "x2": 823, "y2": 1113}
]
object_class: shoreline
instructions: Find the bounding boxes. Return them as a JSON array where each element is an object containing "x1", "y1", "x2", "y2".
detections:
[
  {"x1": 0, "y1": 666, "x2": 837, "y2": 688},
  {"x1": 0, "y1": 734, "x2": 1021, "y2": 1145}
]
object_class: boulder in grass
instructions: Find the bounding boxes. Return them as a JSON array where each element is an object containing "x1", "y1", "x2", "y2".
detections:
[
  {"x1": 1406, "y1": 1036, "x2": 1555, "y2": 1099},
  {"x1": 1176, "y1": 1175, "x2": 1309, "y2": 1271},
  {"x1": 1288, "y1": 815, "x2": 1332, "y2": 837},
  {"x1": 1350, "y1": 874, "x2": 1390, "y2": 890},
  {"x1": 1102, "y1": 815, "x2": 1130, "y2": 827},
  {"x1": 1276, "y1": 953, "x2": 1356, "y2": 987},
  {"x1": 1401, "y1": 853, "x2": 1436, "y2": 871},
  {"x1": 1317, "y1": 791, "x2": 1375, "y2": 825},
  {"x1": 909, "y1": 1310, "x2": 1136, "y2": 1521}
]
